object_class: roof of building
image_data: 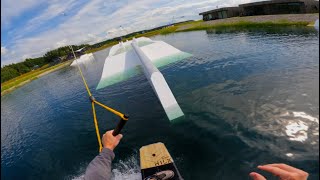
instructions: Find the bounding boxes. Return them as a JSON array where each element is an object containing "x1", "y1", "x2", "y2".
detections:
[
  {"x1": 199, "y1": 7, "x2": 239, "y2": 15},
  {"x1": 239, "y1": 0, "x2": 306, "y2": 7}
]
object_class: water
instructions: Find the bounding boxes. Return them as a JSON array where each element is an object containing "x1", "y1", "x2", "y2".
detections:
[{"x1": 1, "y1": 27, "x2": 319, "y2": 180}]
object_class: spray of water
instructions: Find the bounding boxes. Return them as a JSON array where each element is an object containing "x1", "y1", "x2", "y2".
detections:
[
  {"x1": 70, "y1": 154, "x2": 141, "y2": 180},
  {"x1": 112, "y1": 154, "x2": 141, "y2": 180}
]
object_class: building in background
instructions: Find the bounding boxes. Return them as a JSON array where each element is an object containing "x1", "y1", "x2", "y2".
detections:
[
  {"x1": 300, "y1": 0, "x2": 319, "y2": 13},
  {"x1": 199, "y1": 7, "x2": 240, "y2": 21},
  {"x1": 239, "y1": 0, "x2": 319, "y2": 16},
  {"x1": 199, "y1": 0, "x2": 319, "y2": 21}
]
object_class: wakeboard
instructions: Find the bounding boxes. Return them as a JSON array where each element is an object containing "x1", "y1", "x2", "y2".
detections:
[{"x1": 140, "y1": 142, "x2": 183, "y2": 180}]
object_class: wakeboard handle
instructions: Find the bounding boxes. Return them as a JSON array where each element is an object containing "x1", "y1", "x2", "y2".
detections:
[{"x1": 112, "y1": 114, "x2": 129, "y2": 136}]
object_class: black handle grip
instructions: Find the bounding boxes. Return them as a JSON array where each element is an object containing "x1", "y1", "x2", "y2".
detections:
[{"x1": 112, "y1": 115, "x2": 128, "y2": 136}]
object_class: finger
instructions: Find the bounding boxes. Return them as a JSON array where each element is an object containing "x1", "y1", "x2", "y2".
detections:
[
  {"x1": 264, "y1": 164, "x2": 306, "y2": 174},
  {"x1": 116, "y1": 134, "x2": 123, "y2": 140},
  {"x1": 250, "y1": 172, "x2": 267, "y2": 180},
  {"x1": 258, "y1": 165, "x2": 291, "y2": 177}
]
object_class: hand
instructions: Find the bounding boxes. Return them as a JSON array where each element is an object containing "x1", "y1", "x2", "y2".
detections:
[
  {"x1": 250, "y1": 163, "x2": 309, "y2": 180},
  {"x1": 102, "y1": 130, "x2": 123, "y2": 151}
]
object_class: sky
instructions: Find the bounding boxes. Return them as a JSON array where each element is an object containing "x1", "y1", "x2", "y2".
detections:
[{"x1": 1, "y1": 0, "x2": 262, "y2": 66}]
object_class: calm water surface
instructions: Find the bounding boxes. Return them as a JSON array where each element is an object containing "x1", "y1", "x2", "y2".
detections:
[{"x1": 1, "y1": 27, "x2": 319, "y2": 180}]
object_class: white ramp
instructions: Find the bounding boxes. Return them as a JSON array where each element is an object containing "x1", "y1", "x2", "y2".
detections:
[
  {"x1": 70, "y1": 53, "x2": 95, "y2": 66},
  {"x1": 96, "y1": 37, "x2": 191, "y2": 120},
  {"x1": 131, "y1": 39, "x2": 184, "y2": 120},
  {"x1": 96, "y1": 37, "x2": 191, "y2": 89}
]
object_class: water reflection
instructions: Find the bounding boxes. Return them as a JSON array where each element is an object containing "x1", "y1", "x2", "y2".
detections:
[
  {"x1": 254, "y1": 106, "x2": 319, "y2": 143},
  {"x1": 183, "y1": 62, "x2": 319, "y2": 159},
  {"x1": 205, "y1": 26, "x2": 319, "y2": 35},
  {"x1": 285, "y1": 120, "x2": 308, "y2": 142},
  {"x1": 259, "y1": 109, "x2": 320, "y2": 143}
]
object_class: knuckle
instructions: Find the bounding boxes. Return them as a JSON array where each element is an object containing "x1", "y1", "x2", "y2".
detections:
[{"x1": 302, "y1": 172, "x2": 309, "y2": 177}]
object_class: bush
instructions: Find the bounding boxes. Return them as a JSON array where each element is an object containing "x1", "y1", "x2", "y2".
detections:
[{"x1": 1, "y1": 66, "x2": 20, "y2": 83}]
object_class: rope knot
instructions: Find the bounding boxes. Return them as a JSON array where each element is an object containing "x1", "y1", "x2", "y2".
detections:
[{"x1": 89, "y1": 96, "x2": 96, "y2": 102}]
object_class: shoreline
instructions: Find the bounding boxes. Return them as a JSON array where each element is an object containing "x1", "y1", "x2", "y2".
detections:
[
  {"x1": 176, "y1": 13, "x2": 319, "y2": 31},
  {"x1": 87, "y1": 14, "x2": 319, "y2": 54},
  {"x1": 1, "y1": 60, "x2": 72, "y2": 97}
]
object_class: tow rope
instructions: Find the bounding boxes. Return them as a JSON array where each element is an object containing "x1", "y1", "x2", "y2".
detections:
[{"x1": 70, "y1": 46, "x2": 128, "y2": 152}]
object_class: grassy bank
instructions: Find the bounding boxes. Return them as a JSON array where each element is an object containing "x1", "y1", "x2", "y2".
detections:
[
  {"x1": 176, "y1": 20, "x2": 310, "y2": 32},
  {"x1": 1, "y1": 60, "x2": 72, "y2": 96}
]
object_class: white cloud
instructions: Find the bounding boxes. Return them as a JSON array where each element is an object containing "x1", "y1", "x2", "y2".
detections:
[
  {"x1": 1, "y1": 46, "x2": 8, "y2": 55},
  {"x1": 197, "y1": 6, "x2": 216, "y2": 11},
  {"x1": 1, "y1": 0, "x2": 264, "y2": 66},
  {"x1": 1, "y1": 0, "x2": 46, "y2": 26},
  {"x1": 55, "y1": 39, "x2": 68, "y2": 48},
  {"x1": 22, "y1": 0, "x2": 79, "y2": 34}
]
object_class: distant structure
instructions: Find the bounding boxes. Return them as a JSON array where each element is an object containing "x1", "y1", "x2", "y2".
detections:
[
  {"x1": 239, "y1": 0, "x2": 319, "y2": 16},
  {"x1": 31, "y1": 65, "x2": 39, "y2": 70},
  {"x1": 74, "y1": 47, "x2": 87, "y2": 54},
  {"x1": 199, "y1": 7, "x2": 240, "y2": 21},
  {"x1": 52, "y1": 57, "x2": 62, "y2": 64},
  {"x1": 199, "y1": 0, "x2": 319, "y2": 21},
  {"x1": 65, "y1": 47, "x2": 87, "y2": 60}
]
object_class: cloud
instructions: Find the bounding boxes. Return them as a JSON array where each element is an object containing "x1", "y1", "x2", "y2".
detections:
[
  {"x1": 22, "y1": 0, "x2": 79, "y2": 34},
  {"x1": 1, "y1": 0, "x2": 46, "y2": 26},
  {"x1": 1, "y1": 0, "x2": 264, "y2": 66},
  {"x1": 1, "y1": 46, "x2": 8, "y2": 55}
]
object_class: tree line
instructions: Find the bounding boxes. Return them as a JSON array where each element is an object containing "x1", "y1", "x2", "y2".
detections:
[{"x1": 1, "y1": 44, "x2": 89, "y2": 83}]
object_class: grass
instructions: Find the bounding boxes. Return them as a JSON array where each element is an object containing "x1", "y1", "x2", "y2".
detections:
[
  {"x1": 85, "y1": 41, "x2": 119, "y2": 53},
  {"x1": 1, "y1": 60, "x2": 72, "y2": 95},
  {"x1": 176, "y1": 20, "x2": 310, "y2": 32},
  {"x1": 159, "y1": 26, "x2": 179, "y2": 35}
]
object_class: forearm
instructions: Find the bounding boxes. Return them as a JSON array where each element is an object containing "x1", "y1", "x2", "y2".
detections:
[{"x1": 84, "y1": 148, "x2": 115, "y2": 180}]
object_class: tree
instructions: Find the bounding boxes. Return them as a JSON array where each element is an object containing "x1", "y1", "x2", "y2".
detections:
[
  {"x1": 1, "y1": 66, "x2": 20, "y2": 83},
  {"x1": 1, "y1": 43, "x2": 91, "y2": 83},
  {"x1": 10, "y1": 63, "x2": 30, "y2": 74}
]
